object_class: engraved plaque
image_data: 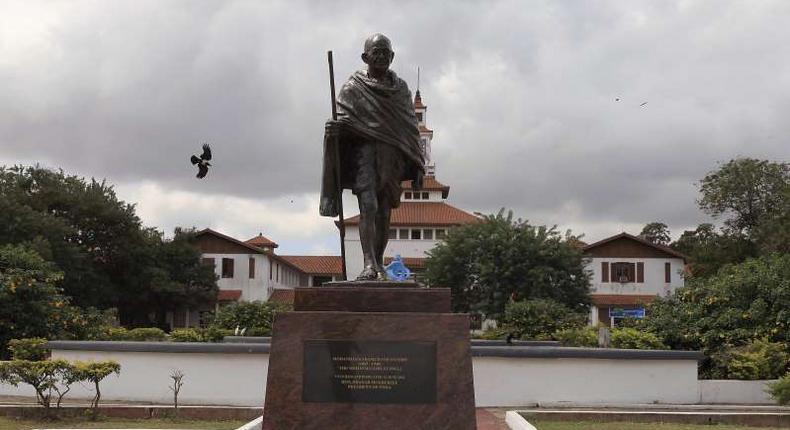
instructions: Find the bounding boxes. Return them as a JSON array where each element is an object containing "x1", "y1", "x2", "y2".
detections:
[{"x1": 303, "y1": 340, "x2": 437, "y2": 404}]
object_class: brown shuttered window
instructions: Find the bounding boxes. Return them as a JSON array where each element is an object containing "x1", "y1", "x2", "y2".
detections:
[
  {"x1": 221, "y1": 258, "x2": 234, "y2": 278},
  {"x1": 249, "y1": 258, "x2": 255, "y2": 279},
  {"x1": 665, "y1": 262, "x2": 671, "y2": 283},
  {"x1": 601, "y1": 262, "x2": 609, "y2": 282},
  {"x1": 636, "y1": 262, "x2": 644, "y2": 283}
]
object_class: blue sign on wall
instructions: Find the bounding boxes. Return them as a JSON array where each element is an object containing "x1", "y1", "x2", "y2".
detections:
[{"x1": 609, "y1": 308, "x2": 646, "y2": 319}]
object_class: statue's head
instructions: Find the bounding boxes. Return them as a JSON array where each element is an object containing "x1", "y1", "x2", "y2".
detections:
[{"x1": 361, "y1": 33, "x2": 394, "y2": 76}]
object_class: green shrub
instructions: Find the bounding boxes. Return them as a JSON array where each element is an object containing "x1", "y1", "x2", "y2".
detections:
[
  {"x1": 501, "y1": 299, "x2": 588, "y2": 340},
  {"x1": 711, "y1": 339, "x2": 789, "y2": 380},
  {"x1": 8, "y1": 338, "x2": 50, "y2": 361},
  {"x1": 104, "y1": 327, "x2": 130, "y2": 341},
  {"x1": 769, "y1": 373, "x2": 790, "y2": 405},
  {"x1": 0, "y1": 359, "x2": 79, "y2": 414},
  {"x1": 201, "y1": 326, "x2": 232, "y2": 343},
  {"x1": 70, "y1": 360, "x2": 121, "y2": 419},
  {"x1": 125, "y1": 327, "x2": 166, "y2": 342},
  {"x1": 169, "y1": 329, "x2": 203, "y2": 342},
  {"x1": 610, "y1": 328, "x2": 668, "y2": 350},
  {"x1": 554, "y1": 326, "x2": 598, "y2": 347},
  {"x1": 209, "y1": 301, "x2": 292, "y2": 336},
  {"x1": 473, "y1": 327, "x2": 509, "y2": 340}
]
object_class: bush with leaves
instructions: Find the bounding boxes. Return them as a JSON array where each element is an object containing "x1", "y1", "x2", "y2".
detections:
[
  {"x1": 70, "y1": 360, "x2": 121, "y2": 420},
  {"x1": 209, "y1": 301, "x2": 292, "y2": 336},
  {"x1": 0, "y1": 359, "x2": 79, "y2": 415},
  {"x1": 8, "y1": 338, "x2": 50, "y2": 361},
  {"x1": 709, "y1": 339, "x2": 788, "y2": 380},
  {"x1": 124, "y1": 327, "x2": 167, "y2": 341},
  {"x1": 643, "y1": 255, "x2": 790, "y2": 354},
  {"x1": 501, "y1": 299, "x2": 588, "y2": 340},
  {"x1": 169, "y1": 329, "x2": 203, "y2": 342},
  {"x1": 769, "y1": 373, "x2": 790, "y2": 405},
  {"x1": 554, "y1": 326, "x2": 598, "y2": 347},
  {"x1": 610, "y1": 328, "x2": 667, "y2": 350}
]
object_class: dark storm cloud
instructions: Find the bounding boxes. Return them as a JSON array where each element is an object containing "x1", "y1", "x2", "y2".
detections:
[{"x1": 1, "y1": 0, "x2": 789, "y2": 243}]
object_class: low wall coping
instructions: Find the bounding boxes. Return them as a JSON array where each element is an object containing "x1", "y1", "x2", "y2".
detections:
[
  {"x1": 47, "y1": 341, "x2": 702, "y2": 360},
  {"x1": 472, "y1": 346, "x2": 705, "y2": 361},
  {"x1": 46, "y1": 341, "x2": 270, "y2": 354},
  {"x1": 222, "y1": 336, "x2": 560, "y2": 347}
]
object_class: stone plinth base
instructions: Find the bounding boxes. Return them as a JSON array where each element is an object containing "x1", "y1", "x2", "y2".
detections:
[{"x1": 262, "y1": 284, "x2": 476, "y2": 430}]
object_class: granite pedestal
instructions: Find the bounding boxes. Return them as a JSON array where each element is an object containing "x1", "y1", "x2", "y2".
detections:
[{"x1": 262, "y1": 282, "x2": 476, "y2": 430}]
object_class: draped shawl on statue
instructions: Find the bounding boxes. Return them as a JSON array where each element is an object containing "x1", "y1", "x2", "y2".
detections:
[{"x1": 320, "y1": 69, "x2": 424, "y2": 217}]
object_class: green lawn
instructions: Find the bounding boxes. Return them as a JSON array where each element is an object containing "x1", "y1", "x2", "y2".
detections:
[
  {"x1": 0, "y1": 417, "x2": 247, "y2": 430},
  {"x1": 529, "y1": 420, "x2": 787, "y2": 430}
]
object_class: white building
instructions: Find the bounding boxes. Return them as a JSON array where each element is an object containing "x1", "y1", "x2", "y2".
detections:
[
  {"x1": 342, "y1": 90, "x2": 478, "y2": 280},
  {"x1": 582, "y1": 232, "x2": 687, "y2": 326},
  {"x1": 166, "y1": 229, "x2": 304, "y2": 329}
]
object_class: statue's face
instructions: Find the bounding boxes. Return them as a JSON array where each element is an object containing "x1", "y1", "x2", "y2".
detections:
[{"x1": 362, "y1": 42, "x2": 394, "y2": 75}]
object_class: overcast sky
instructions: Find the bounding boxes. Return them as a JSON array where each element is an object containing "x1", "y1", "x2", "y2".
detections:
[{"x1": 1, "y1": 0, "x2": 788, "y2": 254}]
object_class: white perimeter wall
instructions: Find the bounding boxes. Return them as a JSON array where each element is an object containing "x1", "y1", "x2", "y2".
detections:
[
  {"x1": 473, "y1": 356, "x2": 699, "y2": 406},
  {"x1": 698, "y1": 380, "x2": 776, "y2": 405},
  {"x1": 0, "y1": 349, "x2": 706, "y2": 407}
]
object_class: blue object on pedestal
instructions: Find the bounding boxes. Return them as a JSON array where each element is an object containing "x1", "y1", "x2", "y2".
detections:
[{"x1": 385, "y1": 254, "x2": 411, "y2": 281}]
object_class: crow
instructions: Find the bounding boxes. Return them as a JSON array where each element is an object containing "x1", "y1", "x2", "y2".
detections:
[{"x1": 190, "y1": 143, "x2": 212, "y2": 179}]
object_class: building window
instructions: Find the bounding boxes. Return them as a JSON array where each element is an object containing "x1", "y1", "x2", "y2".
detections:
[
  {"x1": 636, "y1": 262, "x2": 644, "y2": 283},
  {"x1": 611, "y1": 262, "x2": 635, "y2": 283},
  {"x1": 249, "y1": 258, "x2": 255, "y2": 279},
  {"x1": 404, "y1": 192, "x2": 412, "y2": 199},
  {"x1": 412, "y1": 192, "x2": 420, "y2": 200},
  {"x1": 436, "y1": 229, "x2": 446, "y2": 239},
  {"x1": 269, "y1": 261, "x2": 273, "y2": 280},
  {"x1": 411, "y1": 229, "x2": 422, "y2": 240},
  {"x1": 399, "y1": 229, "x2": 409, "y2": 240},
  {"x1": 423, "y1": 229, "x2": 433, "y2": 240},
  {"x1": 221, "y1": 258, "x2": 234, "y2": 278},
  {"x1": 416, "y1": 112, "x2": 423, "y2": 122},
  {"x1": 389, "y1": 229, "x2": 397, "y2": 239},
  {"x1": 665, "y1": 262, "x2": 671, "y2": 283},
  {"x1": 422, "y1": 192, "x2": 429, "y2": 199}
]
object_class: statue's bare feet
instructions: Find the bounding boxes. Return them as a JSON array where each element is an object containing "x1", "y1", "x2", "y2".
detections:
[{"x1": 356, "y1": 265, "x2": 378, "y2": 281}]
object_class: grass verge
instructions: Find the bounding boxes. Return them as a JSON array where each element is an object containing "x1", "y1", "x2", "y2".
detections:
[{"x1": 0, "y1": 416, "x2": 247, "y2": 430}]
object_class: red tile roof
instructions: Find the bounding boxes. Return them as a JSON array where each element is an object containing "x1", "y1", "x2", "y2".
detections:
[
  {"x1": 583, "y1": 232, "x2": 687, "y2": 261},
  {"x1": 245, "y1": 234, "x2": 278, "y2": 249},
  {"x1": 196, "y1": 229, "x2": 269, "y2": 255},
  {"x1": 414, "y1": 91, "x2": 425, "y2": 109},
  {"x1": 269, "y1": 288, "x2": 295, "y2": 305},
  {"x1": 344, "y1": 202, "x2": 479, "y2": 227},
  {"x1": 280, "y1": 256, "x2": 343, "y2": 275},
  {"x1": 591, "y1": 294, "x2": 657, "y2": 306},
  {"x1": 401, "y1": 176, "x2": 450, "y2": 198},
  {"x1": 217, "y1": 289, "x2": 242, "y2": 301},
  {"x1": 384, "y1": 256, "x2": 426, "y2": 269},
  {"x1": 418, "y1": 124, "x2": 433, "y2": 134}
]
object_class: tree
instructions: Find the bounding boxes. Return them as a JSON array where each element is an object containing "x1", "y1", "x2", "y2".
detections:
[
  {"x1": 424, "y1": 210, "x2": 591, "y2": 318},
  {"x1": 640, "y1": 222, "x2": 671, "y2": 246},
  {"x1": 501, "y1": 299, "x2": 588, "y2": 340},
  {"x1": 0, "y1": 166, "x2": 217, "y2": 325},
  {"x1": 0, "y1": 244, "x2": 70, "y2": 358},
  {"x1": 698, "y1": 158, "x2": 789, "y2": 233},
  {"x1": 671, "y1": 223, "x2": 757, "y2": 278}
]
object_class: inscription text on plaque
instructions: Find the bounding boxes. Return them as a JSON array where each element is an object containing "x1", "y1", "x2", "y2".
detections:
[{"x1": 303, "y1": 340, "x2": 437, "y2": 404}]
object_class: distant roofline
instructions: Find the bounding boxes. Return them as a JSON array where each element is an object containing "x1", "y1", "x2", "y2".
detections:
[{"x1": 583, "y1": 232, "x2": 688, "y2": 261}]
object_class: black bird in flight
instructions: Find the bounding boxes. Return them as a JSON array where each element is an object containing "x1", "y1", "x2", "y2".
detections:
[
  {"x1": 190, "y1": 143, "x2": 212, "y2": 179},
  {"x1": 640, "y1": 102, "x2": 648, "y2": 107}
]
